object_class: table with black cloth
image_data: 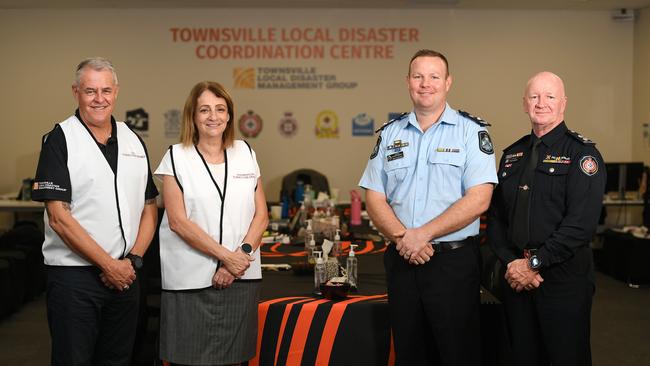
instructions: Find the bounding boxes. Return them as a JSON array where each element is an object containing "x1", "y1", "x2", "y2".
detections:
[
  {"x1": 600, "y1": 229, "x2": 650, "y2": 286},
  {"x1": 246, "y1": 233, "x2": 510, "y2": 366}
]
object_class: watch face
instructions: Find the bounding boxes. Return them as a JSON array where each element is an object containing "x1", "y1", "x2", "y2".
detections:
[
  {"x1": 530, "y1": 256, "x2": 541, "y2": 269},
  {"x1": 241, "y1": 243, "x2": 253, "y2": 254}
]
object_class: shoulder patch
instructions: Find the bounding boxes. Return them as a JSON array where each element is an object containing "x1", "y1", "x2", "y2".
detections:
[
  {"x1": 370, "y1": 135, "x2": 382, "y2": 160},
  {"x1": 375, "y1": 112, "x2": 408, "y2": 134},
  {"x1": 579, "y1": 155, "x2": 599, "y2": 176},
  {"x1": 478, "y1": 131, "x2": 494, "y2": 155},
  {"x1": 567, "y1": 130, "x2": 595, "y2": 145},
  {"x1": 503, "y1": 134, "x2": 530, "y2": 152},
  {"x1": 459, "y1": 110, "x2": 491, "y2": 127}
]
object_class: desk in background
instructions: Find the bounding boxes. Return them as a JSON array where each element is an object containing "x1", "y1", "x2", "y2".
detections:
[
  {"x1": 599, "y1": 229, "x2": 650, "y2": 286},
  {"x1": 0, "y1": 199, "x2": 44, "y2": 213}
]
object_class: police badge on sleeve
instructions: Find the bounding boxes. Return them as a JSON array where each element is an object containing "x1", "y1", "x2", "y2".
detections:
[{"x1": 478, "y1": 131, "x2": 494, "y2": 155}]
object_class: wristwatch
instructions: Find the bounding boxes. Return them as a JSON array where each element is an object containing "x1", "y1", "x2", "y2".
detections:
[
  {"x1": 125, "y1": 253, "x2": 143, "y2": 270},
  {"x1": 528, "y1": 255, "x2": 542, "y2": 270},
  {"x1": 240, "y1": 243, "x2": 253, "y2": 254}
]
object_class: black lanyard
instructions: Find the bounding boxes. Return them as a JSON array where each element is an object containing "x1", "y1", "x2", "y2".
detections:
[{"x1": 194, "y1": 146, "x2": 228, "y2": 244}]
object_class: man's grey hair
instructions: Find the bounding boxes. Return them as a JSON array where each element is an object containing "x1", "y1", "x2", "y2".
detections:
[{"x1": 74, "y1": 57, "x2": 118, "y2": 86}]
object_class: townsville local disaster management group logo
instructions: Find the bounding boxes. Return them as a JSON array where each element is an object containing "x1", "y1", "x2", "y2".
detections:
[{"x1": 234, "y1": 67, "x2": 255, "y2": 89}]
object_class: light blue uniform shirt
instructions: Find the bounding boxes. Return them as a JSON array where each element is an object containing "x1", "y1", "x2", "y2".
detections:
[{"x1": 359, "y1": 104, "x2": 498, "y2": 241}]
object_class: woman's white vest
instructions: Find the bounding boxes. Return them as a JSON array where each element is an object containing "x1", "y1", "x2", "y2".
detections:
[
  {"x1": 159, "y1": 141, "x2": 261, "y2": 290},
  {"x1": 42, "y1": 116, "x2": 148, "y2": 266}
]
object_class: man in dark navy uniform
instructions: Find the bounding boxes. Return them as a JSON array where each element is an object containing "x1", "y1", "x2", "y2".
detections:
[{"x1": 488, "y1": 71, "x2": 606, "y2": 366}]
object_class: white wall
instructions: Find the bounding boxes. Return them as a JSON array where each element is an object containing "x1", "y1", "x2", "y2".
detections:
[{"x1": 0, "y1": 9, "x2": 635, "y2": 225}]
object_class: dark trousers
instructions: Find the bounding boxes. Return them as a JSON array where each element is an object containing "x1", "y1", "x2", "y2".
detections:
[
  {"x1": 502, "y1": 260, "x2": 594, "y2": 366},
  {"x1": 384, "y1": 242, "x2": 482, "y2": 366},
  {"x1": 46, "y1": 265, "x2": 140, "y2": 366}
]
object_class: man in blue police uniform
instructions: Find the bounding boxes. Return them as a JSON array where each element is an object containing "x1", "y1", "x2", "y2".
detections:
[
  {"x1": 487, "y1": 72, "x2": 606, "y2": 366},
  {"x1": 32, "y1": 58, "x2": 159, "y2": 365},
  {"x1": 359, "y1": 49, "x2": 497, "y2": 365}
]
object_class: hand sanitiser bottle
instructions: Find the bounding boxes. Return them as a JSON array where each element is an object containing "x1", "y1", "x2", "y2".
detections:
[
  {"x1": 346, "y1": 244, "x2": 358, "y2": 290},
  {"x1": 314, "y1": 251, "x2": 325, "y2": 295},
  {"x1": 332, "y1": 229, "x2": 342, "y2": 263}
]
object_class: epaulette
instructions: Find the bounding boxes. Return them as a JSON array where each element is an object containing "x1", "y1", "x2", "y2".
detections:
[
  {"x1": 459, "y1": 110, "x2": 491, "y2": 127},
  {"x1": 503, "y1": 134, "x2": 530, "y2": 152},
  {"x1": 566, "y1": 130, "x2": 595, "y2": 145},
  {"x1": 375, "y1": 112, "x2": 408, "y2": 134}
]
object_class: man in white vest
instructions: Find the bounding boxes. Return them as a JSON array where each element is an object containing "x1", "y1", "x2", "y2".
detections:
[{"x1": 32, "y1": 57, "x2": 159, "y2": 366}]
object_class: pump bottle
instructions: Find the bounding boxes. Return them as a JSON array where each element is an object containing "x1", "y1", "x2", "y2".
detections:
[
  {"x1": 347, "y1": 244, "x2": 358, "y2": 290},
  {"x1": 314, "y1": 251, "x2": 325, "y2": 295}
]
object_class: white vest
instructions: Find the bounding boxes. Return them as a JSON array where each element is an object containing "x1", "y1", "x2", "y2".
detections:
[
  {"x1": 158, "y1": 141, "x2": 261, "y2": 290},
  {"x1": 42, "y1": 116, "x2": 148, "y2": 266}
]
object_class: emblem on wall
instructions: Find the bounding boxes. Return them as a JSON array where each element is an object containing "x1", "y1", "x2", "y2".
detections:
[
  {"x1": 233, "y1": 67, "x2": 256, "y2": 89},
  {"x1": 315, "y1": 110, "x2": 339, "y2": 138},
  {"x1": 352, "y1": 113, "x2": 374, "y2": 136},
  {"x1": 164, "y1": 109, "x2": 181, "y2": 139},
  {"x1": 278, "y1": 111, "x2": 298, "y2": 138},
  {"x1": 125, "y1": 108, "x2": 149, "y2": 137},
  {"x1": 238, "y1": 110, "x2": 263, "y2": 138}
]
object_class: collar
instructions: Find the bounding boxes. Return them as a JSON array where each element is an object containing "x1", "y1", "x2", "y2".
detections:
[
  {"x1": 405, "y1": 103, "x2": 456, "y2": 130},
  {"x1": 535, "y1": 121, "x2": 567, "y2": 148},
  {"x1": 75, "y1": 108, "x2": 117, "y2": 144}
]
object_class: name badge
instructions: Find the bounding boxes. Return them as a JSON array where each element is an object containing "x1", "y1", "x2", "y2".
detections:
[{"x1": 387, "y1": 151, "x2": 404, "y2": 161}]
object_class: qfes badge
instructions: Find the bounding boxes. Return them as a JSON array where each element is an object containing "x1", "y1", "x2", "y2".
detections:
[
  {"x1": 238, "y1": 110, "x2": 263, "y2": 138},
  {"x1": 580, "y1": 156, "x2": 598, "y2": 176}
]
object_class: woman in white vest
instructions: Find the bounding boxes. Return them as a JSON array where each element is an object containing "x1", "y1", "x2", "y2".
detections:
[{"x1": 155, "y1": 81, "x2": 269, "y2": 365}]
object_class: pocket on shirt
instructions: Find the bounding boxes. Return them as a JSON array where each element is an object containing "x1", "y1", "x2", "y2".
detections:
[
  {"x1": 537, "y1": 164, "x2": 569, "y2": 204},
  {"x1": 384, "y1": 159, "x2": 410, "y2": 199},
  {"x1": 428, "y1": 150, "x2": 465, "y2": 196}
]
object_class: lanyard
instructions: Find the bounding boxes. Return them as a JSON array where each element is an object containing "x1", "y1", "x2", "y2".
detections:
[{"x1": 194, "y1": 145, "x2": 228, "y2": 244}]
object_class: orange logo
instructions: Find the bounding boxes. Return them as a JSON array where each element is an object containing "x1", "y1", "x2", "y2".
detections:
[{"x1": 233, "y1": 68, "x2": 255, "y2": 89}]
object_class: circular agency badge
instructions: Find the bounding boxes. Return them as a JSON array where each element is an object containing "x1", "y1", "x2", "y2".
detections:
[
  {"x1": 315, "y1": 110, "x2": 339, "y2": 138},
  {"x1": 278, "y1": 111, "x2": 298, "y2": 138},
  {"x1": 238, "y1": 110, "x2": 263, "y2": 138},
  {"x1": 580, "y1": 155, "x2": 598, "y2": 176}
]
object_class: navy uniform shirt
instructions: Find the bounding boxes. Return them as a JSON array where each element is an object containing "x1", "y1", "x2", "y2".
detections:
[
  {"x1": 359, "y1": 104, "x2": 498, "y2": 241},
  {"x1": 487, "y1": 121, "x2": 606, "y2": 270}
]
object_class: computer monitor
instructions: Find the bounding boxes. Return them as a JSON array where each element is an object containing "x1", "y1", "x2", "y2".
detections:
[{"x1": 605, "y1": 162, "x2": 645, "y2": 199}]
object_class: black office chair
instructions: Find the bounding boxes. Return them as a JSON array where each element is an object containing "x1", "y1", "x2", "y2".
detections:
[{"x1": 280, "y1": 168, "x2": 330, "y2": 206}]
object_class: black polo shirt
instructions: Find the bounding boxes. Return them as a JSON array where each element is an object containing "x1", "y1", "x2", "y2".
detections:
[{"x1": 32, "y1": 110, "x2": 158, "y2": 202}]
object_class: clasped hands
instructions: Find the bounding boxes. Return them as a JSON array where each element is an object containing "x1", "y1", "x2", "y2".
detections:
[
  {"x1": 395, "y1": 228, "x2": 434, "y2": 265},
  {"x1": 212, "y1": 247, "x2": 255, "y2": 290},
  {"x1": 100, "y1": 258, "x2": 136, "y2": 291},
  {"x1": 505, "y1": 259, "x2": 544, "y2": 292}
]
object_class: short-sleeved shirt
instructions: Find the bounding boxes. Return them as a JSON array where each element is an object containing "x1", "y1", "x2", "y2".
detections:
[
  {"x1": 359, "y1": 104, "x2": 498, "y2": 241},
  {"x1": 32, "y1": 109, "x2": 158, "y2": 202}
]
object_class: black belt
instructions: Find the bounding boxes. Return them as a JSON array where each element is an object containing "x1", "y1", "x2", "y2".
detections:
[
  {"x1": 389, "y1": 236, "x2": 477, "y2": 253},
  {"x1": 429, "y1": 236, "x2": 477, "y2": 253}
]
